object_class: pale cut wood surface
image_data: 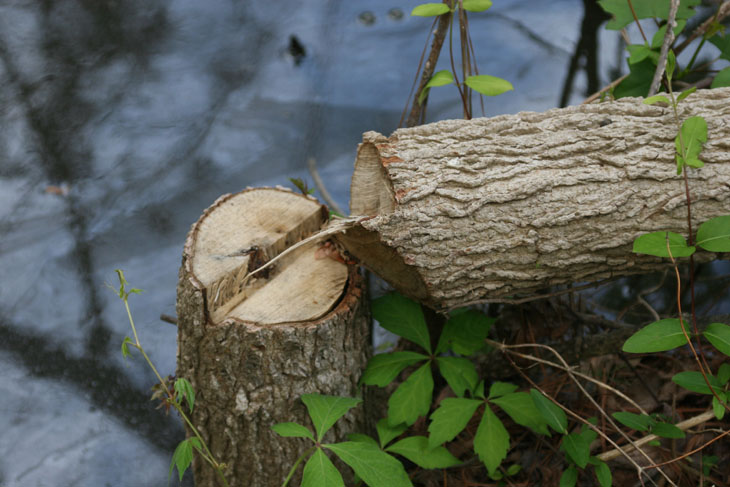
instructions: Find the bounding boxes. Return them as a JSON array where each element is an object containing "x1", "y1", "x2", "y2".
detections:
[
  {"x1": 342, "y1": 87, "x2": 730, "y2": 310},
  {"x1": 185, "y1": 187, "x2": 346, "y2": 324}
]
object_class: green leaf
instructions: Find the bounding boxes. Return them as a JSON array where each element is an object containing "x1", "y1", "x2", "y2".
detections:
[
  {"x1": 411, "y1": 3, "x2": 451, "y2": 16},
  {"x1": 675, "y1": 116, "x2": 707, "y2": 170},
  {"x1": 598, "y1": 0, "x2": 700, "y2": 30},
  {"x1": 474, "y1": 405, "x2": 510, "y2": 476},
  {"x1": 709, "y1": 33, "x2": 730, "y2": 62},
  {"x1": 436, "y1": 356, "x2": 478, "y2": 397},
  {"x1": 651, "y1": 20, "x2": 687, "y2": 49},
  {"x1": 424, "y1": 70, "x2": 454, "y2": 88},
  {"x1": 614, "y1": 58, "x2": 655, "y2": 98},
  {"x1": 418, "y1": 70, "x2": 455, "y2": 104},
  {"x1": 591, "y1": 458, "x2": 612, "y2": 487},
  {"x1": 325, "y1": 441, "x2": 412, "y2": 487},
  {"x1": 622, "y1": 319, "x2": 690, "y2": 353},
  {"x1": 711, "y1": 67, "x2": 730, "y2": 88},
  {"x1": 704, "y1": 323, "x2": 730, "y2": 357},
  {"x1": 301, "y1": 394, "x2": 363, "y2": 441},
  {"x1": 464, "y1": 75, "x2": 514, "y2": 97},
  {"x1": 632, "y1": 232, "x2": 695, "y2": 258},
  {"x1": 436, "y1": 309, "x2": 493, "y2": 355},
  {"x1": 121, "y1": 336, "x2": 133, "y2": 359},
  {"x1": 666, "y1": 50, "x2": 676, "y2": 83},
  {"x1": 718, "y1": 363, "x2": 730, "y2": 385},
  {"x1": 490, "y1": 392, "x2": 551, "y2": 436},
  {"x1": 651, "y1": 422, "x2": 685, "y2": 439},
  {"x1": 626, "y1": 44, "x2": 654, "y2": 65},
  {"x1": 712, "y1": 395, "x2": 726, "y2": 420},
  {"x1": 361, "y1": 351, "x2": 428, "y2": 387},
  {"x1": 696, "y1": 216, "x2": 730, "y2": 252},
  {"x1": 488, "y1": 381, "x2": 519, "y2": 399},
  {"x1": 272, "y1": 422, "x2": 316, "y2": 441},
  {"x1": 388, "y1": 362, "x2": 434, "y2": 426},
  {"x1": 376, "y1": 418, "x2": 408, "y2": 448},
  {"x1": 461, "y1": 0, "x2": 492, "y2": 12},
  {"x1": 386, "y1": 436, "x2": 461, "y2": 469},
  {"x1": 611, "y1": 411, "x2": 652, "y2": 431},
  {"x1": 643, "y1": 94, "x2": 671, "y2": 106},
  {"x1": 562, "y1": 430, "x2": 592, "y2": 468},
  {"x1": 560, "y1": 465, "x2": 578, "y2": 487},
  {"x1": 506, "y1": 464, "x2": 522, "y2": 476},
  {"x1": 428, "y1": 397, "x2": 482, "y2": 449},
  {"x1": 530, "y1": 389, "x2": 567, "y2": 434},
  {"x1": 170, "y1": 438, "x2": 194, "y2": 482},
  {"x1": 302, "y1": 448, "x2": 344, "y2": 487},
  {"x1": 474, "y1": 380, "x2": 485, "y2": 399},
  {"x1": 703, "y1": 454, "x2": 720, "y2": 475},
  {"x1": 672, "y1": 371, "x2": 722, "y2": 395},
  {"x1": 373, "y1": 293, "x2": 432, "y2": 353},
  {"x1": 676, "y1": 86, "x2": 696, "y2": 103},
  {"x1": 347, "y1": 433, "x2": 379, "y2": 446},
  {"x1": 174, "y1": 378, "x2": 195, "y2": 412}
]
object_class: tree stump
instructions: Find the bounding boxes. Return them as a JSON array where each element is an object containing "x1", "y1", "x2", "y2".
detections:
[
  {"x1": 176, "y1": 187, "x2": 371, "y2": 487},
  {"x1": 339, "y1": 87, "x2": 730, "y2": 310}
]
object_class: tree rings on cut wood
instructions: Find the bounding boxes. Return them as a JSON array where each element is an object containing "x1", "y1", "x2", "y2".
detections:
[
  {"x1": 341, "y1": 88, "x2": 730, "y2": 310},
  {"x1": 176, "y1": 187, "x2": 371, "y2": 487}
]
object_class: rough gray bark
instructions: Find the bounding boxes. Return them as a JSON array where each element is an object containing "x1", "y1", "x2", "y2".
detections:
[
  {"x1": 176, "y1": 188, "x2": 371, "y2": 487},
  {"x1": 339, "y1": 87, "x2": 730, "y2": 311}
]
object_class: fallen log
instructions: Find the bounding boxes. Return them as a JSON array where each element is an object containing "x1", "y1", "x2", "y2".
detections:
[
  {"x1": 176, "y1": 187, "x2": 371, "y2": 487},
  {"x1": 338, "y1": 87, "x2": 730, "y2": 311}
]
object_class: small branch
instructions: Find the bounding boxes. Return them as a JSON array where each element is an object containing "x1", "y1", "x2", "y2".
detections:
[
  {"x1": 307, "y1": 157, "x2": 344, "y2": 216},
  {"x1": 674, "y1": 1, "x2": 730, "y2": 56},
  {"x1": 582, "y1": 74, "x2": 628, "y2": 104},
  {"x1": 160, "y1": 313, "x2": 178, "y2": 325},
  {"x1": 647, "y1": 0, "x2": 679, "y2": 97},
  {"x1": 597, "y1": 410, "x2": 717, "y2": 462},
  {"x1": 404, "y1": 4, "x2": 451, "y2": 128}
]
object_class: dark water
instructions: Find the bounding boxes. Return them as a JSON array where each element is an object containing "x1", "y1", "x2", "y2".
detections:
[{"x1": 3, "y1": 1, "x2": 721, "y2": 486}]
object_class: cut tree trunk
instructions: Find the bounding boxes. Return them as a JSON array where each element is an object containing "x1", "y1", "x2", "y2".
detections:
[
  {"x1": 176, "y1": 187, "x2": 371, "y2": 487},
  {"x1": 339, "y1": 87, "x2": 730, "y2": 311}
]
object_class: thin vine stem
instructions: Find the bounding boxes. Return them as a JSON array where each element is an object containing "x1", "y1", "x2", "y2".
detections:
[{"x1": 121, "y1": 286, "x2": 229, "y2": 486}]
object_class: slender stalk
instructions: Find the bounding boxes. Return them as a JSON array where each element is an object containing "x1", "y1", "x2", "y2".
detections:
[
  {"x1": 281, "y1": 447, "x2": 316, "y2": 487},
  {"x1": 447, "y1": 1, "x2": 469, "y2": 118},
  {"x1": 122, "y1": 289, "x2": 229, "y2": 486}
]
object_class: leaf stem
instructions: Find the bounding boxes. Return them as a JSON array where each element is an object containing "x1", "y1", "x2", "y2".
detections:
[
  {"x1": 281, "y1": 447, "x2": 316, "y2": 487},
  {"x1": 122, "y1": 291, "x2": 229, "y2": 486}
]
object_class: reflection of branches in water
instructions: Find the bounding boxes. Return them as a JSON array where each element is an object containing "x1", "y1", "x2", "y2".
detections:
[
  {"x1": 0, "y1": 1, "x2": 168, "y2": 357},
  {"x1": 488, "y1": 12, "x2": 572, "y2": 58},
  {"x1": 559, "y1": 0, "x2": 610, "y2": 107},
  {"x1": 0, "y1": 319, "x2": 183, "y2": 453}
]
